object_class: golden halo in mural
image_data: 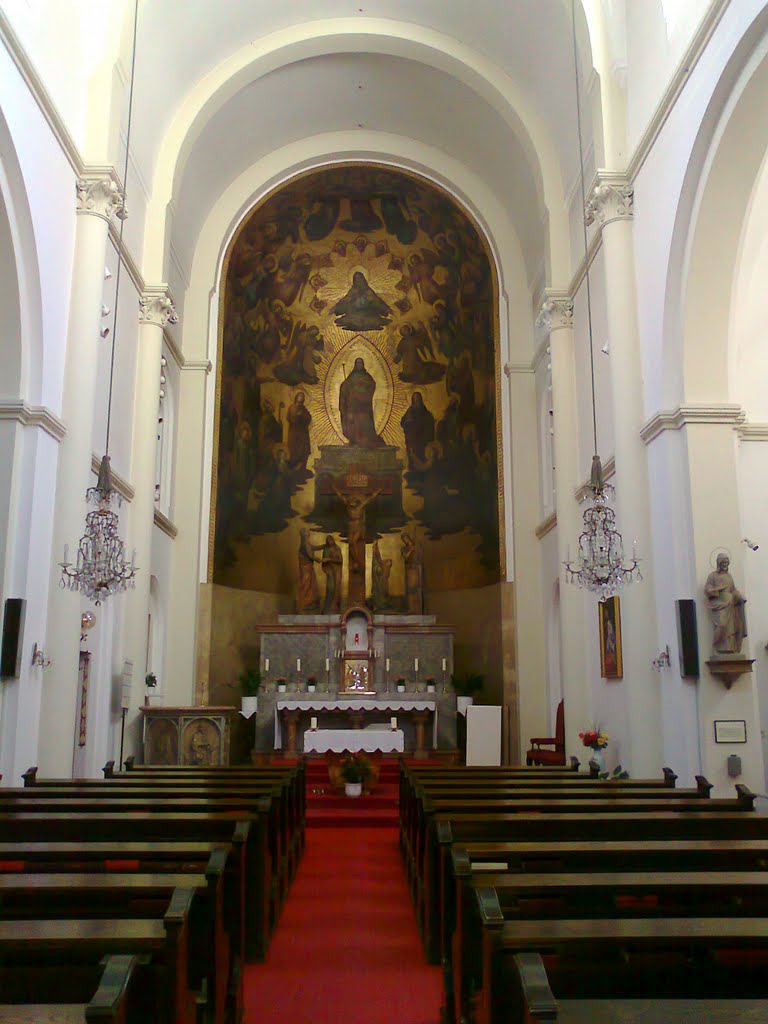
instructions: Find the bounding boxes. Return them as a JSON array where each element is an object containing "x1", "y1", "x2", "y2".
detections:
[{"x1": 323, "y1": 335, "x2": 395, "y2": 443}]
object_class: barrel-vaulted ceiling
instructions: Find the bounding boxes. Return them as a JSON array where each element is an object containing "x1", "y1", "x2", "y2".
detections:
[{"x1": 125, "y1": 0, "x2": 596, "y2": 285}]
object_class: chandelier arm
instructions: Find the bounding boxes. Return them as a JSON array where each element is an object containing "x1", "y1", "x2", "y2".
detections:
[{"x1": 104, "y1": 0, "x2": 140, "y2": 457}]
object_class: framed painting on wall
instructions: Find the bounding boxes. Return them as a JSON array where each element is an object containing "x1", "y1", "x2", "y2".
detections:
[{"x1": 598, "y1": 596, "x2": 623, "y2": 679}]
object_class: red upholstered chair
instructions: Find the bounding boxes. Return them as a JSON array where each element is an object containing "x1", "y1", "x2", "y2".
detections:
[{"x1": 526, "y1": 699, "x2": 565, "y2": 766}]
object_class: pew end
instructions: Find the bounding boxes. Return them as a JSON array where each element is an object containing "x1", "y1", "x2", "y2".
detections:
[
  {"x1": 696, "y1": 775, "x2": 714, "y2": 798},
  {"x1": 663, "y1": 767, "x2": 678, "y2": 787},
  {"x1": 103, "y1": 761, "x2": 115, "y2": 779},
  {"x1": 21, "y1": 766, "x2": 37, "y2": 787},
  {"x1": 511, "y1": 953, "x2": 559, "y2": 1022}
]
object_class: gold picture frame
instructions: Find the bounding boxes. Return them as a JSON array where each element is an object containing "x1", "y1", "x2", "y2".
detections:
[{"x1": 598, "y1": 596, "x2": 623, "y2": 679}]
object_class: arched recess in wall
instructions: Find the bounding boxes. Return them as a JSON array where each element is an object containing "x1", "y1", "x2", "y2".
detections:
[
  {"x1": 203, "y1": 162, "x2": 509, "y2": 705},
  {"x1": 663, "y1": 7, "x2": 768, "y2": 405},
  {"x1": 0, "y1": 107, "x2": 42, "y2": 403}
]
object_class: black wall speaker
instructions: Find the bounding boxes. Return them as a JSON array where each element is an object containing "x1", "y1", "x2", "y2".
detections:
[
  {"x1": 0, "y1": 598, "x2": 26, "y2": 679},
  {"x1": 676, "y1": 598, "x2": 700, "y2": 678}
]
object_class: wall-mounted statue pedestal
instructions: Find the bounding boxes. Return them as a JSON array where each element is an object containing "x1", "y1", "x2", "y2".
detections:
[{"x1": 705, "y1": 656, "x2": 755, "y2": 689}]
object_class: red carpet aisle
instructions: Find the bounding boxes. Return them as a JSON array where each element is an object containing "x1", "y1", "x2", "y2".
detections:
[{"x1": 243, "y1": 824, "x2": 443, "y2": 1023}]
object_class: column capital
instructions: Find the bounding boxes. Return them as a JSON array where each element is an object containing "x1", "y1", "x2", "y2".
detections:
[
  {"x1": 536, "y1": 290, "x2": 574, "y2": 332},
  {"x1": 76, "y1": 175, "x2": 127, "y2": 223},
  {"x1": 139, "y1": 288, "x2": 179, "y2": 329},
  {"x1": 585, "y1": 170, "x2": 633, "y2": 228}
]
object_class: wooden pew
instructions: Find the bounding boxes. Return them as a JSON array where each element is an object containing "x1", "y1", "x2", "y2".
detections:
[
  {"x1": 510, "y1": 951, "x2": 768, "y2": 1024},
  {"x1": 0, "y1": 954, "x2": 142, "y2": 1024},
  {"x1": 0, "y1": 810, "x2": 273, "y2": 961},
  {"x1": 473, "y1": 908, "x2": 768, "y2": 1024},
  {"x1": 13, "y1": 777, "x2": 303, "y2": 899},
  {"x1": 421, "y1": 800, "x2": 764, "y2": 964},
  {"x1": 453, "y1": 871, "x2": 768, "y2": 1024},
  {"x1": 0, "y1": 861, "x2": 231, "y2": 1024},
  {"x1": 0, "y1": 887, "x2": 198, "y2": 1024}
]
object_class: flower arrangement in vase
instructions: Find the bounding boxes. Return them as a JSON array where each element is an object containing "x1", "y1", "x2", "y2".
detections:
[
  {"x1": 579, "y1": 727, "x2": 608, "y2": 770},
  {"x1": 306, "y1": 675, "x2": 317, "y2": 693},
  {"x1": 425, "y1": 676, "x2": 436, "y2": 693},
  {"x1": 396, "y1": 677, "x2": 406, "y2": 693},
  {"x1": 276, "y1": 676, "x2": 287, "y2": 693}
]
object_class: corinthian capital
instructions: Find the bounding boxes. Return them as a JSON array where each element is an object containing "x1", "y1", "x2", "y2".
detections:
[
  {"x1": 139, "y1": 289, "x2": 179, "y2": 329},
  {"x1": 76, "y1": 175, "x2": 127, "y2": 222},
  {"x1": 536, "y1": 290, "x2": 573, "y2": 332},
  {"x1": 585, "y1": 171, "x2": 633, "y2": 227}
]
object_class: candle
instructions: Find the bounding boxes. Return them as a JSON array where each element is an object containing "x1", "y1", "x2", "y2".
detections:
[
  {"x1": 325, "y1": 658, "x2": 330, "y2": 671},
  {"x1": 391, "y1": 716, "x2": 397, "y2": 730},
  {"x1": 632, "y1": 539, "x2": 638, "y2": 560},
  {"x1": 296, "y1": 658, "x2": 301, "y2": 672},
  {"x1": 414, "y1": 658, "x2": 419, "y2": 672},
  {"x1": 310, "y1": 716, "x2": 318, "y2": 730},
  {"x1": 265, "y1": 658, "x2": 269, "y2": 672},
  {"x1": 442, "y1": 657, "x2": 447, "y2": 672},
  {"x1": 386, "y1": 658, "x2": 390, "y2": 672},
  {"x1": 565, "y1": 544, "x2": 571, "y2": 564}
]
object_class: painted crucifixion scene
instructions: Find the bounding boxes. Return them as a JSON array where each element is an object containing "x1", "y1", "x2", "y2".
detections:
[{"x1": 213, "y1": 165, "x2": 502, "y2": 611}]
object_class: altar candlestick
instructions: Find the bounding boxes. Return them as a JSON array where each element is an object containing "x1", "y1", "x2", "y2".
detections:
[
  {"x1": 442, "y1": 657, "x2": 447, "y2": 672},
  {"x1": 385, "y1": 658, "x2": 390, "y2": 672},
  {"x1": 265, "y1": 658, "x2": 269, "y2": 672},
  {"x1": 414, "y1": 657, "x2": 419, "y2": 672},
  {"x1": 325, "y1": 658, "x2": 330, "y2": 671},
  {"x1": 310, "y1": 716, "x2": 318, "y2": 730},
  {"x1": 296, "y1": 658, "x2": 301, "y2": 672},
  {"x1": 391, "y1": 717, "x2": 397, "y2": 730}
]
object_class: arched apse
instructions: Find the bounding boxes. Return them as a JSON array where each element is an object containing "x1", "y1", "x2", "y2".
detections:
[{"x1": 210, "y1": 164, "x2": 504, "y2": 601}]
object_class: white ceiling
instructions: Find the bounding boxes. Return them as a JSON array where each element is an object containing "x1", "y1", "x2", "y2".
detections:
[{"x1": 126, "y1": 0, "x2": 596, "y2": 284}]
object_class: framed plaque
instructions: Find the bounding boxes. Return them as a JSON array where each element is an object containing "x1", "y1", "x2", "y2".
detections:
[{"x1": 713, "y1": 720, "x2": 747, "y2": 744}]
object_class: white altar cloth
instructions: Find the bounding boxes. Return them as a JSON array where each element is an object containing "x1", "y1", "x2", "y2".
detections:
[
  {"x1": 274, "y1": 698, "x2": 437, "y2": 747},
  {"x1": 303, "y1": 728, "x2": 405, "y2": 753}
]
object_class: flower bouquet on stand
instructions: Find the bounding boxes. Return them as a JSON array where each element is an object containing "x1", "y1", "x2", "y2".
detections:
[{"x1": 578, "y1": 727, "x2": 609, "y2": 772}]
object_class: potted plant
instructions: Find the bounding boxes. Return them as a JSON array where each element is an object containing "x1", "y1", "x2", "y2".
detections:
[
  {"x1": 578, "y1": 726, "x2": 609, "y2": 772},
  {"x1": 306, "y1": 675, "x2": 317, "y2": 693},
  {"x1": 238, "y1": 667, "x2": 261, "y2": 717},
  {"x1": 339, "y1": 752, "x2": 371, "y2": 798},
  {"x1": 451, "y1": 671, "x2": 483, "y2": 714},
  {"x1": 396, "y1": 676, "x2": 406, "y2": 693},
  {"x1": 276, "y1": 676, "x2": 287, "y2": 693},
  {"x1": 425, "y1": 675, "x2": 436, "y2": 693}
]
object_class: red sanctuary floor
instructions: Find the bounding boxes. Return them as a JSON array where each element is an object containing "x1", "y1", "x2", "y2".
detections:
[{"x1": 243, "y1": 767, "x2": 443, "y2": 1023}]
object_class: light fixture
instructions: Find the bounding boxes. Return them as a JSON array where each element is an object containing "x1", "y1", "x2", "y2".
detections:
[
  {"x1": 562, "y1": 0, "x2": 641, "y2": 600},
  {"x1": 60, "y1": 0, "x2": 140, "y2": 606}
]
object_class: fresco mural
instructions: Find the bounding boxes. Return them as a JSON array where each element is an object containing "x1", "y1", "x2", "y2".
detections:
[{"x1": 213, "y1": 165, "x2": 502, "y2": 602}]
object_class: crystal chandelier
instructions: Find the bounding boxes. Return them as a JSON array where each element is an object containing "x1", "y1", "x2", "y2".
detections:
[
  {"x1": 562, "y1": 0, "x2": 641, "y2": 600},
  {"x1": 60, "y1": 456, "x2": 136, "y2": 605},
  {"x1": 59, "y1": 0, "x2": 140, "y2": 605}
]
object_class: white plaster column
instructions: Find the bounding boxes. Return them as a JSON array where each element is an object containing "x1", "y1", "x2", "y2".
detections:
[
  {"x1": 536, "y1": 292, "x2": 589, "y2": 758},
  {"x1": 121, "y1": 288, "x2": 178, "y2": 758},
  {"x1": 586, "y1": 171, "x2": 662, "y2": 775},
  {"x1": 39, "y1": 175, "x2": 126, "y2": 777}
]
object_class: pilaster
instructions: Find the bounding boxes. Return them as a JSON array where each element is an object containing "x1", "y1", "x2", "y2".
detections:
[
  {"x1": 39, "y1": 175, "x2": 126, "y2": 776},
  {"x1": 584, "y1": 171, "x2": 662, "y2": 776},
  {"x1": 536, "y1": 290, "x2": 589, "y2": 758}
]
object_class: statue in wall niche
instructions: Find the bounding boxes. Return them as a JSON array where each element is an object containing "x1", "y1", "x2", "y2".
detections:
[
  {"x1": 401, "y1": 530, "x2": 424, "y2": 615},
  {"x1": 705, "y1": 553, "x2": 748, "y2": 655},
  {"x1": 338, "y1": 357, "x2": 385, "y2": 448},
  {"x1": 296, "y1": 528, "x2": 322, "y2": 613},
  {"x1": 319, "y1": 535, "x2": 343, "y2": 614},
  {"x1": 372, "y1": 541, "x2": 392, "y2": 610}
]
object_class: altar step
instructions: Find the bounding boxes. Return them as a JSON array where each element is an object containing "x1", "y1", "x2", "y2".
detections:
[{"x1": 306, "y1": 781, "x2": 400, "y2": 828}]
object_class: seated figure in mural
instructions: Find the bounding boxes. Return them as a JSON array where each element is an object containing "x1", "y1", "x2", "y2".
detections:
[
  {"x1": 339, "y1": 357, "x2": 385, "y2": 447},
  {"x1": 401, "y1": 530, "x2": 424, "y2": 615},
  {"x1": 394, "y1": 322, "x2": 445, "y2": 385},
  {"x1": 273, "y1": 323, "x2": 324, "y2": 385},
  {"x1": 705, "y1": 553, "x2": 748, "y2": 655},
  {"x1": 400, "y1": 392, "x2": 435, "y2": 470},
  {"x1": 332, "y1": 271, "x2": 392, "y2": 331}
]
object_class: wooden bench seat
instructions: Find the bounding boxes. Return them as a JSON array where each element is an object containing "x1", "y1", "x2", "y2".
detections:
[
  {"x1": 0, "y1": 868, "x2": 231, "y2": 1024},
  {"x1": 0, "y1": 953, "x2": 140, "y2": 1024},
  {"x1": 453, "y1": 873, "x2": 768, "y2": 1024},
  {"x1": 510, "y1": 952, "x2": 768, "y2": 1024},
  {"x1": 474, "y1": 914, "x2": 768, "y2": 1024},
  {"x1": 0, "y1": 889, "x2": 197, "y2": 1024},
  {"x1": 0, "y1": 810, "x2": 273, "y2": 961}
]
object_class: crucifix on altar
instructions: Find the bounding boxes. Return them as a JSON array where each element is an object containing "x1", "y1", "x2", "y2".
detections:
[{"x1": 333, "y1": 483, "x2": 382, "y2": 605}]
